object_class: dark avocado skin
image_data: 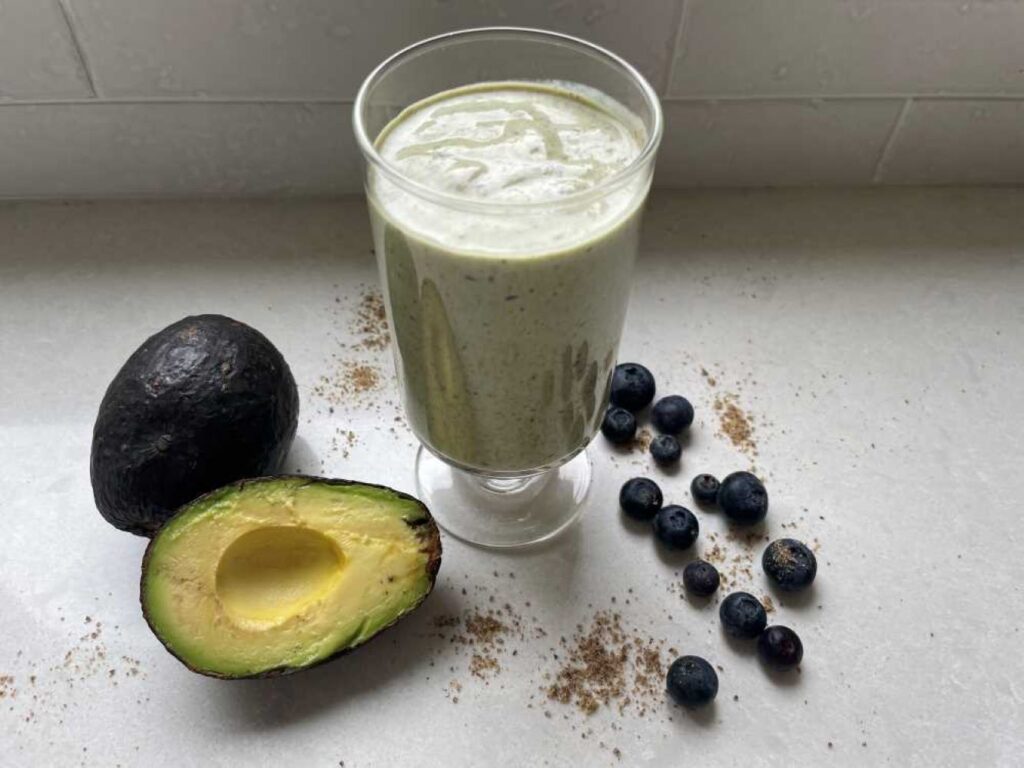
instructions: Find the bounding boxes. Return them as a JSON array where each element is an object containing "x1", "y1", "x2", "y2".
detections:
[
  {"x1": 91, "y1": 315, "x2": 299, "y2": 536},
  {"x1": 140, "y1": 476, "x2": 443, "y2": 680}
]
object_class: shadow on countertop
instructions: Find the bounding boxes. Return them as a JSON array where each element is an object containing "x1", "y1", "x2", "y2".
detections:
[
  {"x1": 205, "y1": 519, "x2": 586, "y2": 731},
  {"x1": 206, "y1": 581, "x2": 467, "y2": 731}
]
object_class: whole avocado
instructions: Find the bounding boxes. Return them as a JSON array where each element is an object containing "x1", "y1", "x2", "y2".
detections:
[{"x1": 90, "y1": 315, "x2": 298, "y2": 536}]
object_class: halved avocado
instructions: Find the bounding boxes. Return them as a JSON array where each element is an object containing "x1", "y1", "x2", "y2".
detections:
[{"x1": 141, "y1": 476, "x2": 441, "y2": 678}]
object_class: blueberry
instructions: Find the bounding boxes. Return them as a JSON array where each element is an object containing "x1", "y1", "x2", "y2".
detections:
[
  {"x1": 600, "y1": 407, "x2": 636, "y2": 444},
  {"x1": 653, "y1": 505, "x2": 699, "y2": 549},
  {"x1": 690, "y1": 473, "x2": 720, "y2": 505},
  {"x1": 619, "y1": 477, "x2": 663, "y2": 521},
  {"x1": 610, "y1": 363, "x2": 655, "y2": 412},
  {"x1": 757, "y1": 625, "x2": 803, "y2": 669},
  {"x1": 683, "y1": 560, "x2": 720, "y2": 597},
  {"x1": 717, "y1": 471, "x2": 768, "y2": 525},
  {"x1": 651, "y1": 395, "x2": 694, "y2": 434},
  {"x1": 719, "y1": 592, "x2": 767, "y2": 639},
  {"x1": 650, "y1": 434, "x2": 681, "y2": 465},
  {"x1": 762, "y1": 539, "x2": 817, "y2": 592},
  {"x1": 666, "y1": 655, "x2": 718, "y2": 708}
]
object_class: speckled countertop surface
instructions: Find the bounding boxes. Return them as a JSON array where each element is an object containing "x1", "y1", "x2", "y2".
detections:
[{"x1": 1, "y1": 189, "x2": 1022, "y2": 767}]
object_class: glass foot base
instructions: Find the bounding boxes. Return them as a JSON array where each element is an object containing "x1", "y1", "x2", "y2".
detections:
[{"x1": 414, "y1": 446, "x2": 591, "y2": 549}]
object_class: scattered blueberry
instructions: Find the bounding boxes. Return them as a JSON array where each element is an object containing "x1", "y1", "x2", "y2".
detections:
[
  {"x1": 651, "y1": 395, "x2": 694, "y2": 434},
  {"x1": 619, "y1": 477, "x2": 663, "y2": 521},
  {"x1": 690, "y1": 473, "x2": 720, "y2": 505},
  {"x1": 666, "y1": 655, "x2": 718, "y2": 708},
  {"x1": 717, "y1": 471, "x2": 769, "y2": 525},
  {"x1": 762, "y1": 538, "x2": 818, "y2": 591},
  {"x1": 650, "y1": 434, "x2": 681, "y2": 465},
  {"x1": 653, "y1": 505, "x2": 699, "y2": 549},
  {"x1": 610, "y1": 363, "x2": 656, "y2": 412},
  {"x1": 757, "y1": 625, "x2": 803, "y2": 669},
  {"x1": 719, "y1": 592, "x2": 768, "y2": 639},
  {"x1": 600, "y1": 406, "x2": 636, "y2": 444},
  {"x1": 683, "y1": 560, "x2": 720, "y2": 597}
]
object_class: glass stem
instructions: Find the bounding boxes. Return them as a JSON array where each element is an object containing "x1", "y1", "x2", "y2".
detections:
[{"x1": 477, "y1": 474, "x2": 544, "y2": 495}]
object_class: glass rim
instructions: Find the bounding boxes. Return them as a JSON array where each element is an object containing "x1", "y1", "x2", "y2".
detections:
[{"x1": 352, "y1": 26, "x2": 664, "y2": 213}]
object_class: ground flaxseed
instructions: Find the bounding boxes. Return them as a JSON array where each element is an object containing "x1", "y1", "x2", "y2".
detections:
[
  {"x1": 545, "y1": 611, "x2": 666, "y2": 717},
  {"x1": 353, "y1": 290, "x2": 390, "y2": 351},
  {"x1": 713, "y1": 392, "x2": 757, "y2": 458},
  {"x1": 329, "y1": 427, "x2": 358, "y2": 459},
  {"x1": 700, "y1": 367, "x2": 718, "y2": 388},
  {"x1": 2, "y1": 613, "x2": 147, "y2": 729},
  {"x1": 313, "y1": 361, "x2": 383, "y2": 406},
  {"x1": 630, "y1": 427, "x2": 653, "y2": 453},
  {"x1": 347, "y1": 363, "x2": 381, "y2": 393},
  {"x1": 427, "y1": 604, "x2": 530, "y2": 684}
]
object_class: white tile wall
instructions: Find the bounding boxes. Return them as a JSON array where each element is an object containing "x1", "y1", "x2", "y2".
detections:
[
  {"x1": 0, "y1": 0, "x2": 1022, "y2": 197},
  {"x1": 69, "y1": 0, "x2": 680, "y2": 98},
  {"x1": 669, "y1": 0, "x2": 1024, "y2": 97},
  {"x1": 0, "y1": 103, "x2": 359, "y2": 198},
  {"x1": 657, "y1": 100, "x2": 902, "y2": 187},
  {"x1": 879, "y1": 100, "x2": 1024, "y2": 184},
  {"x1": 0, "y1": 0, "x2": 92, "y2": 99}
]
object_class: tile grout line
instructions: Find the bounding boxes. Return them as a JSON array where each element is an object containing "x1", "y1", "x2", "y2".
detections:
[
  {"x1": 0, "y1": 94, "x2": 1020, "y2": 108},
  {"x1": 659, "y1": 93, "x2": 1024, "y2": 102},
  {"x1": 872, "y1": 98, "x2": 913, "y2": 183},
  {"x1": 662, "y1": 0, "x2": 690, "y2": 98},
  {"x1": 0, "y1": 191, "x2": 364, "y2": 202},
  {"x1": 56, "y1": 0, "x2": 100, "y2": 98},
  {"x1": 0, "y1": 97, "x2": 355, "y2": 107}
]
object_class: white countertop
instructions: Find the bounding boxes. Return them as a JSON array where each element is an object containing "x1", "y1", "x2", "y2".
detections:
[{"x1": 1, "y1": 189, "x2": 1022, "y2": 767}]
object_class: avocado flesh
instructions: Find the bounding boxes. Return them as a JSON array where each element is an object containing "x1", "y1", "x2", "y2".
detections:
[{"x1": 141, "y1": 476, "x2": 441, "y2": 678}]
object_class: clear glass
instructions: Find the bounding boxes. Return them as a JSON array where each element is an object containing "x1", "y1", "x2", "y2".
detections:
[{"x1": 353, "y1": 27, "x2": 662, "y2": 548}]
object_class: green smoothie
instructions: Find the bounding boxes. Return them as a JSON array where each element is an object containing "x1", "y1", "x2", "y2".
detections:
[{"x1": 369, "y1": 82, "x2": 649, "y2": 473}]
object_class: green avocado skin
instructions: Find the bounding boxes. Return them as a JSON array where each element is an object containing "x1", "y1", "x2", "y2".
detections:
[{"x1": 90, "y1": 315, "x2": 299, "y2": 536}]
